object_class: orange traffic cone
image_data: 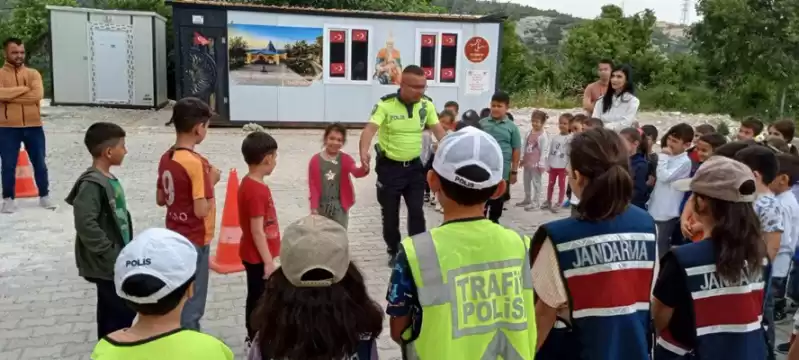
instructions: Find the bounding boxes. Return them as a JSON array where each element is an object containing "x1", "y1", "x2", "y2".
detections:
[
  {"x1": 210, "y1": 169, "x2": 244, "y2": 274},
  {"x1": 15, "y1": 147, "x2": 38, "y2": 198}
]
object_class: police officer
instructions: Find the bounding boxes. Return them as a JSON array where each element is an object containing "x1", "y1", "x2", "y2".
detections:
[{"x1": 359, "y1": 65, "x2": 446, "y2": 266}]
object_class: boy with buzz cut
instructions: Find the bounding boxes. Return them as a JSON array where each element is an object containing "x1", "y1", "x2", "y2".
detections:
[
  {"x1": 737, "y1": 116, "x2": 765, "y2": 141},
  {"x1": 91, "y1": 228, "x2": 234, "y2": 360},
  {"x1": 386, "y1": 126, "x2": 536, "y2": 359},
  {"x1": 156, "y1": 97, "x2": 220, "y2": 331},
  {"x1": 478, "y1": 91, "x2": 521, "y2": 223},
  {"x1": 237, "y1": 131, "x2": 280, "y2": 350},
  {"x1": 66, "y1": 122, "x2": 135, "y2": 339}
]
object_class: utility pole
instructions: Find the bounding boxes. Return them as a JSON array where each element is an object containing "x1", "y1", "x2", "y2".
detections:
[{"x1": 680, "y1": 0, "x2": 690, "y2": 25}]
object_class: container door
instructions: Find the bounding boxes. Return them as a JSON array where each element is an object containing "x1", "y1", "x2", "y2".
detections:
[
  {"x1": 179, "y1": 26, "x2": 229, "y2": 122},
  {"x1": 91, "y1": 28, "x2": 131, "y2": 104}
]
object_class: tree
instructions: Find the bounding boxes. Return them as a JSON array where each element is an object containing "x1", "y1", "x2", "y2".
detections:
[{"x1": 691, "y1": 0, "x2": 799, "y2": 117}]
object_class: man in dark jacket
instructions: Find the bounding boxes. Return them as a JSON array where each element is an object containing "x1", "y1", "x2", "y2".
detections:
[{"x1": 65, "y1": 122, "x2": 135, "y2": 339}]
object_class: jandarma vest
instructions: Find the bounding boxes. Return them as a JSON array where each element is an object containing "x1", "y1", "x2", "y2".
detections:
[
  {"x1": 535, "y1": 206, "x2": 657, "y2": 360},
  {"x1": 401, "y1": 225, "x2": 537, "y2": 359},
  {"x1": 654, "y1": 240, "x2": 767, "y2": 360}
]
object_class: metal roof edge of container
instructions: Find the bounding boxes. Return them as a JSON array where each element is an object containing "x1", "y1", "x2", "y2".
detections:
[
  {"x1": 45, "y1": 5, "x2": 168, "y2": 22},
  {"x1": 165, "y1": 0, "x2": 507, "y2": 23}
]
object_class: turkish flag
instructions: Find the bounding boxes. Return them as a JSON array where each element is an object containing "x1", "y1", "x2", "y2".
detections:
[
  {"x1": 441, "y1": 67, "x2": 455, "y2": 80},
  {"x1": 193, "y1": 32, "x2": 209, "y2": 46},
  {"x1": 330, "y1": 30, "x2": 345, "y2": 43},
  {"x1": 330, "y1": 63, "x2": 345, "y2": 75},
  {"x1": 442, "y1": 34, "x2": 457, "y2": 47},
  {"x1": 352, "y1": 30, "x2": 368, "y2": 42},
  {"x1": 422, "y1": 67, "x2": 434, "y2": 80},
  {"x1": 422, "y1": 34, "x2": 436, "y2": 47}
]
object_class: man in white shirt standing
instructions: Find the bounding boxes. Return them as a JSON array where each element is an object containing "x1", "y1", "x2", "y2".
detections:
[{"x1": 648, "y1": 124, "x2": 694, "y2": 258}]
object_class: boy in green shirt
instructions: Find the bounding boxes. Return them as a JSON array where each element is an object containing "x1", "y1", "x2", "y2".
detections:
[
  {"x1": 66, "y1": 122, "x2": 134, "y2": 339},
  {"x1": 478, "y1": 91, "x2": 522, "y2": 223}
]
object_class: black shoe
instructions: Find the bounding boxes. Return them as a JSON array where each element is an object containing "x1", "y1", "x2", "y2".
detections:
[{"x1": 777, "y1": 341, "x2": 792, "y2": 354}]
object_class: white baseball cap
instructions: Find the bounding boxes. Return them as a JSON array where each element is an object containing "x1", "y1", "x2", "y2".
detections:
[
  {"x1": 280, "y1": 215, "x2": 350, "y2": 287},
  {"x1": 114, "y1": 228, "x2": 198, "y2": 304},
  {"x1": 432, "y1": 126, "x2": 504, "y2": 189}
]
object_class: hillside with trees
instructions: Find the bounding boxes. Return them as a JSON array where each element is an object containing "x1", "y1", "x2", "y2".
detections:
[{"x1": 1, "y1": 0, "x2": 797, "y2": 120}]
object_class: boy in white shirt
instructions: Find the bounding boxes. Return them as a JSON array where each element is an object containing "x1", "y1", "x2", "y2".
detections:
[
  {"x1": 769, "y1": 154, "x2": 799, "y2": 323},
  {"x1": 648, "y1": 123, "x2": 693, "y2": 258}
]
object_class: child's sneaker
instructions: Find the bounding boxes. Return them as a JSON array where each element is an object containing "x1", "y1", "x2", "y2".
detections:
[
  {"x1": 1, "y1": 198, "x2": 16, "y2": 214},
  {"x1": 435, "y1": 202, "x2": 443, "y2": 213},
  {"x1": 424, "y1": 193, "x2": 430, "y2": 203},
  {"x1": 775, "y1": 309, "x2": 790, "y2": 324},
  {"x1": 562, "y1": 199, "x2": 571, "y2": 207},
  {"x1": 524, "y1": 203, "x2": 539, "y2": 212},
  {"x1": 515, "y1": 199, "x2": 531, "y2": 207},
  {"x1": 540, "y1": 201, "x2": 551, "y2": 210},
  {"x1": 550, "y1": 206, "x2": 560, "y2": 214}
]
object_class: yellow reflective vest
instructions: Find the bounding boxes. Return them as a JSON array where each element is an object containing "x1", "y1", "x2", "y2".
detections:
[{"x1": 401, "y1": 220, "x2": 537, "y2": 360}]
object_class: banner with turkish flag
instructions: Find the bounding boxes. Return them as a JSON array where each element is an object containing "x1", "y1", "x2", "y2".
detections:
[
  {"x1": 422, "y1": 67, "x2": 434, "y2": 80},
  {"x1": 352, "y1": 29, "x2": 368, "y2": 42},
  {"x1": 193, "y1": 32, "x2": 210, "y2": 46},
  {"x1": 330, "y1": 30, "x2": 345, "y2": 43},
  {"x1": 330, "y1": 63, "x2": 345, "y2": 75},
  {"x1": 442, "y1": 34, "x2": 457, "y2": 47},
  {"x1": 440, "y1": 68, "x2": 455, "y2": 80},
  {"x1": 421, "y1": 34, "x2": 436, "y2": 48}
]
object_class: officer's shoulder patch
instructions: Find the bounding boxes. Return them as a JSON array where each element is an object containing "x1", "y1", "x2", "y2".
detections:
[
  {"x1": 422, "y1": 94, "x2": 433, "y2": 101},
  {"x1": 380, "y1": 93, "x2": 399, "y2": 101},
  {"x1": 370, "y1": 104, "x2": 378, "y2": 115}
]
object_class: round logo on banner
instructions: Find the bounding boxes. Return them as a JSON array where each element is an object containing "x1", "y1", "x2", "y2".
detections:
[{"x1": 464, "y1": 36, "x2": 490, "y2": 63}]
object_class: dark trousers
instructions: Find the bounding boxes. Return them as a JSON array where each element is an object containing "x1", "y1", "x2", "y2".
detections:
[
  {"x1": 0, "y1": 126, "x2": 49, "y2": 199},
  {"x1": 423, "y1": 154, "x2": 434, "y2": 197},
  {"x1": 376, "y1": 156, "x2": 426, "y2": 255},
  {"x1": 87, "y1": 277, "x2": 136, "y2": 339},
  {"x1": 484, "y1": 180, "x2": 510, "y2": 223},
  {"x1": 243, "y1": 261, "x2": 265, "y2": 340}
]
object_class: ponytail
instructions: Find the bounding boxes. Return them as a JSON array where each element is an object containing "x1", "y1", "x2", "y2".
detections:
[{"x1": 570, "y1": 128, "x2": 633, "y2": 221}]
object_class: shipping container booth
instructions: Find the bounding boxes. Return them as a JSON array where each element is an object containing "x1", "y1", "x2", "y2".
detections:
[
  {"x1": 167, "y1": 0, "x2": 503, "y2": 126},
  {"x1": 47, "y1": 6, "x2": 169, "y2": 109}
]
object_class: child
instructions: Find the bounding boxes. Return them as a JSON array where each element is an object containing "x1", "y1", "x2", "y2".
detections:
[
  {"x1": 422, "y1": 126, "x2": 434, "y2": 204},
  {"x1": 479, "y1": 107, "x2": 490, "y2": 119},
  {"x1": 239, "y1": 131, "x2": 280, "y2": 349},
  {"x1": 249, "y1": 215, "x2": 383, "y2": 360},
  {"x1": 620, "y1": 127, "x2": 651, "y2": 209},
  {"x1": 386, "y1": 126, "x2": 536, "y2": 358},
  {"x1": 688, "y1": 124, "x2": 716, "y2": 164},
  {"x1": 677, "y1": 133, "x2": 727, "y2": 242},
  {"x1": 479, "y1": 91, "x2": 521, "y2": 223},
  {"x1": 458, "y1": 109, "x2": 481, "y2": 130},
  {"x1": 584, "y1": 117, "x2": 604, "y2": 129},
  {"x1": 444, "y1": 100, "x2": 459, "y2": 119},
  {"x1": 768, "y1": 119, "x2": 799, "y2": 155},
  {"x1": 91, "y1": 228, "x2": 234, "y2": 360},
  {"x1": 156, "y1": 97, "x2": 219, "y2": 330},
  {"x1": 733, "y1": 145, "x2": 785, "y2": 357},
  {"x1": 429, "y1": 111, "x2": 457, "y2": 212},
  {"x1": 648, "y1": 123, "x2": 693, "y2": 257},
  {"x1": 516, "y1": 110, "x2": 549, "y2": 210},
  {"x1": 641, "y1": 124, "x2": 659, "y2": 191},
  {"x1": 769, "y1": 154, "x2": 799, "y2": 323},
  {"x1": 65, "y1": 122, "x2": 135, "y2": 339},
  {"x1": 309, "y1": 123, "x2": 369, "y2": 227},
  {"x1": 563, "y1": 115, "x2": 585, "y2": 209},
  {"x1": 543, "y1": 113, "x2": 572, "y2": 212},
  {"x1": 737, "y1": 116, "x2": 764, "y2": 141}
]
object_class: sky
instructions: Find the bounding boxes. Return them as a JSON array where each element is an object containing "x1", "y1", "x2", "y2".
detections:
[
  {"x1": 511, "y1": 0, "x2": 699, "y2": 24},
  {"x1": 228, "y1": 24, "x2": 322, "y2": 50}
]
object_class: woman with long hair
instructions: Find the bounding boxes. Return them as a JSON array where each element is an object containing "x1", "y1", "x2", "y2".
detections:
[
  {"x1": 653, "y1": 156, "x2": 767, "y2": 360},
  {"x1": 248, "y1": 215, "x2": 384, "y2": 360},
  {"x1": 531, "y1": 128, "x2": 657, "y2": 360},
  {"x1": 592, "y1": 64, "x2": 640, "y2": 131}
]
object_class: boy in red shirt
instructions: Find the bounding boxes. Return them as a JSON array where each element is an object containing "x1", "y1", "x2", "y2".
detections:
[
  {"x1": 238, "y1": 131, "x2": 280, "y2": 350},
  {"x1": 155, "y1": 97, "x2": 220, "y2": 331}
]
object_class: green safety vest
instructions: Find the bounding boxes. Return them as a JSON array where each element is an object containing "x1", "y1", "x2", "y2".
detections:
[{"x1": 401, "y1": 227, "x2": 537, "y2": 360}]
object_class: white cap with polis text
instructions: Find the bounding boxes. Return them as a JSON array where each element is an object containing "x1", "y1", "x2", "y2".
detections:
[
  {"x1": 114, "y1": 228, "x2": 198, "y2": 304},
  {"x1": 432, "y1": 126, "x2": 504, "y2": 190}
]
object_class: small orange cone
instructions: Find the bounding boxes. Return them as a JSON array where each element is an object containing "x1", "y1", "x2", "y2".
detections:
[
  {"x1": 15, "y1": 147, "x2": 38, "y2": 198},
  {"x1": 210, "y1": 169, "x2": 244, "y2": 274}
]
